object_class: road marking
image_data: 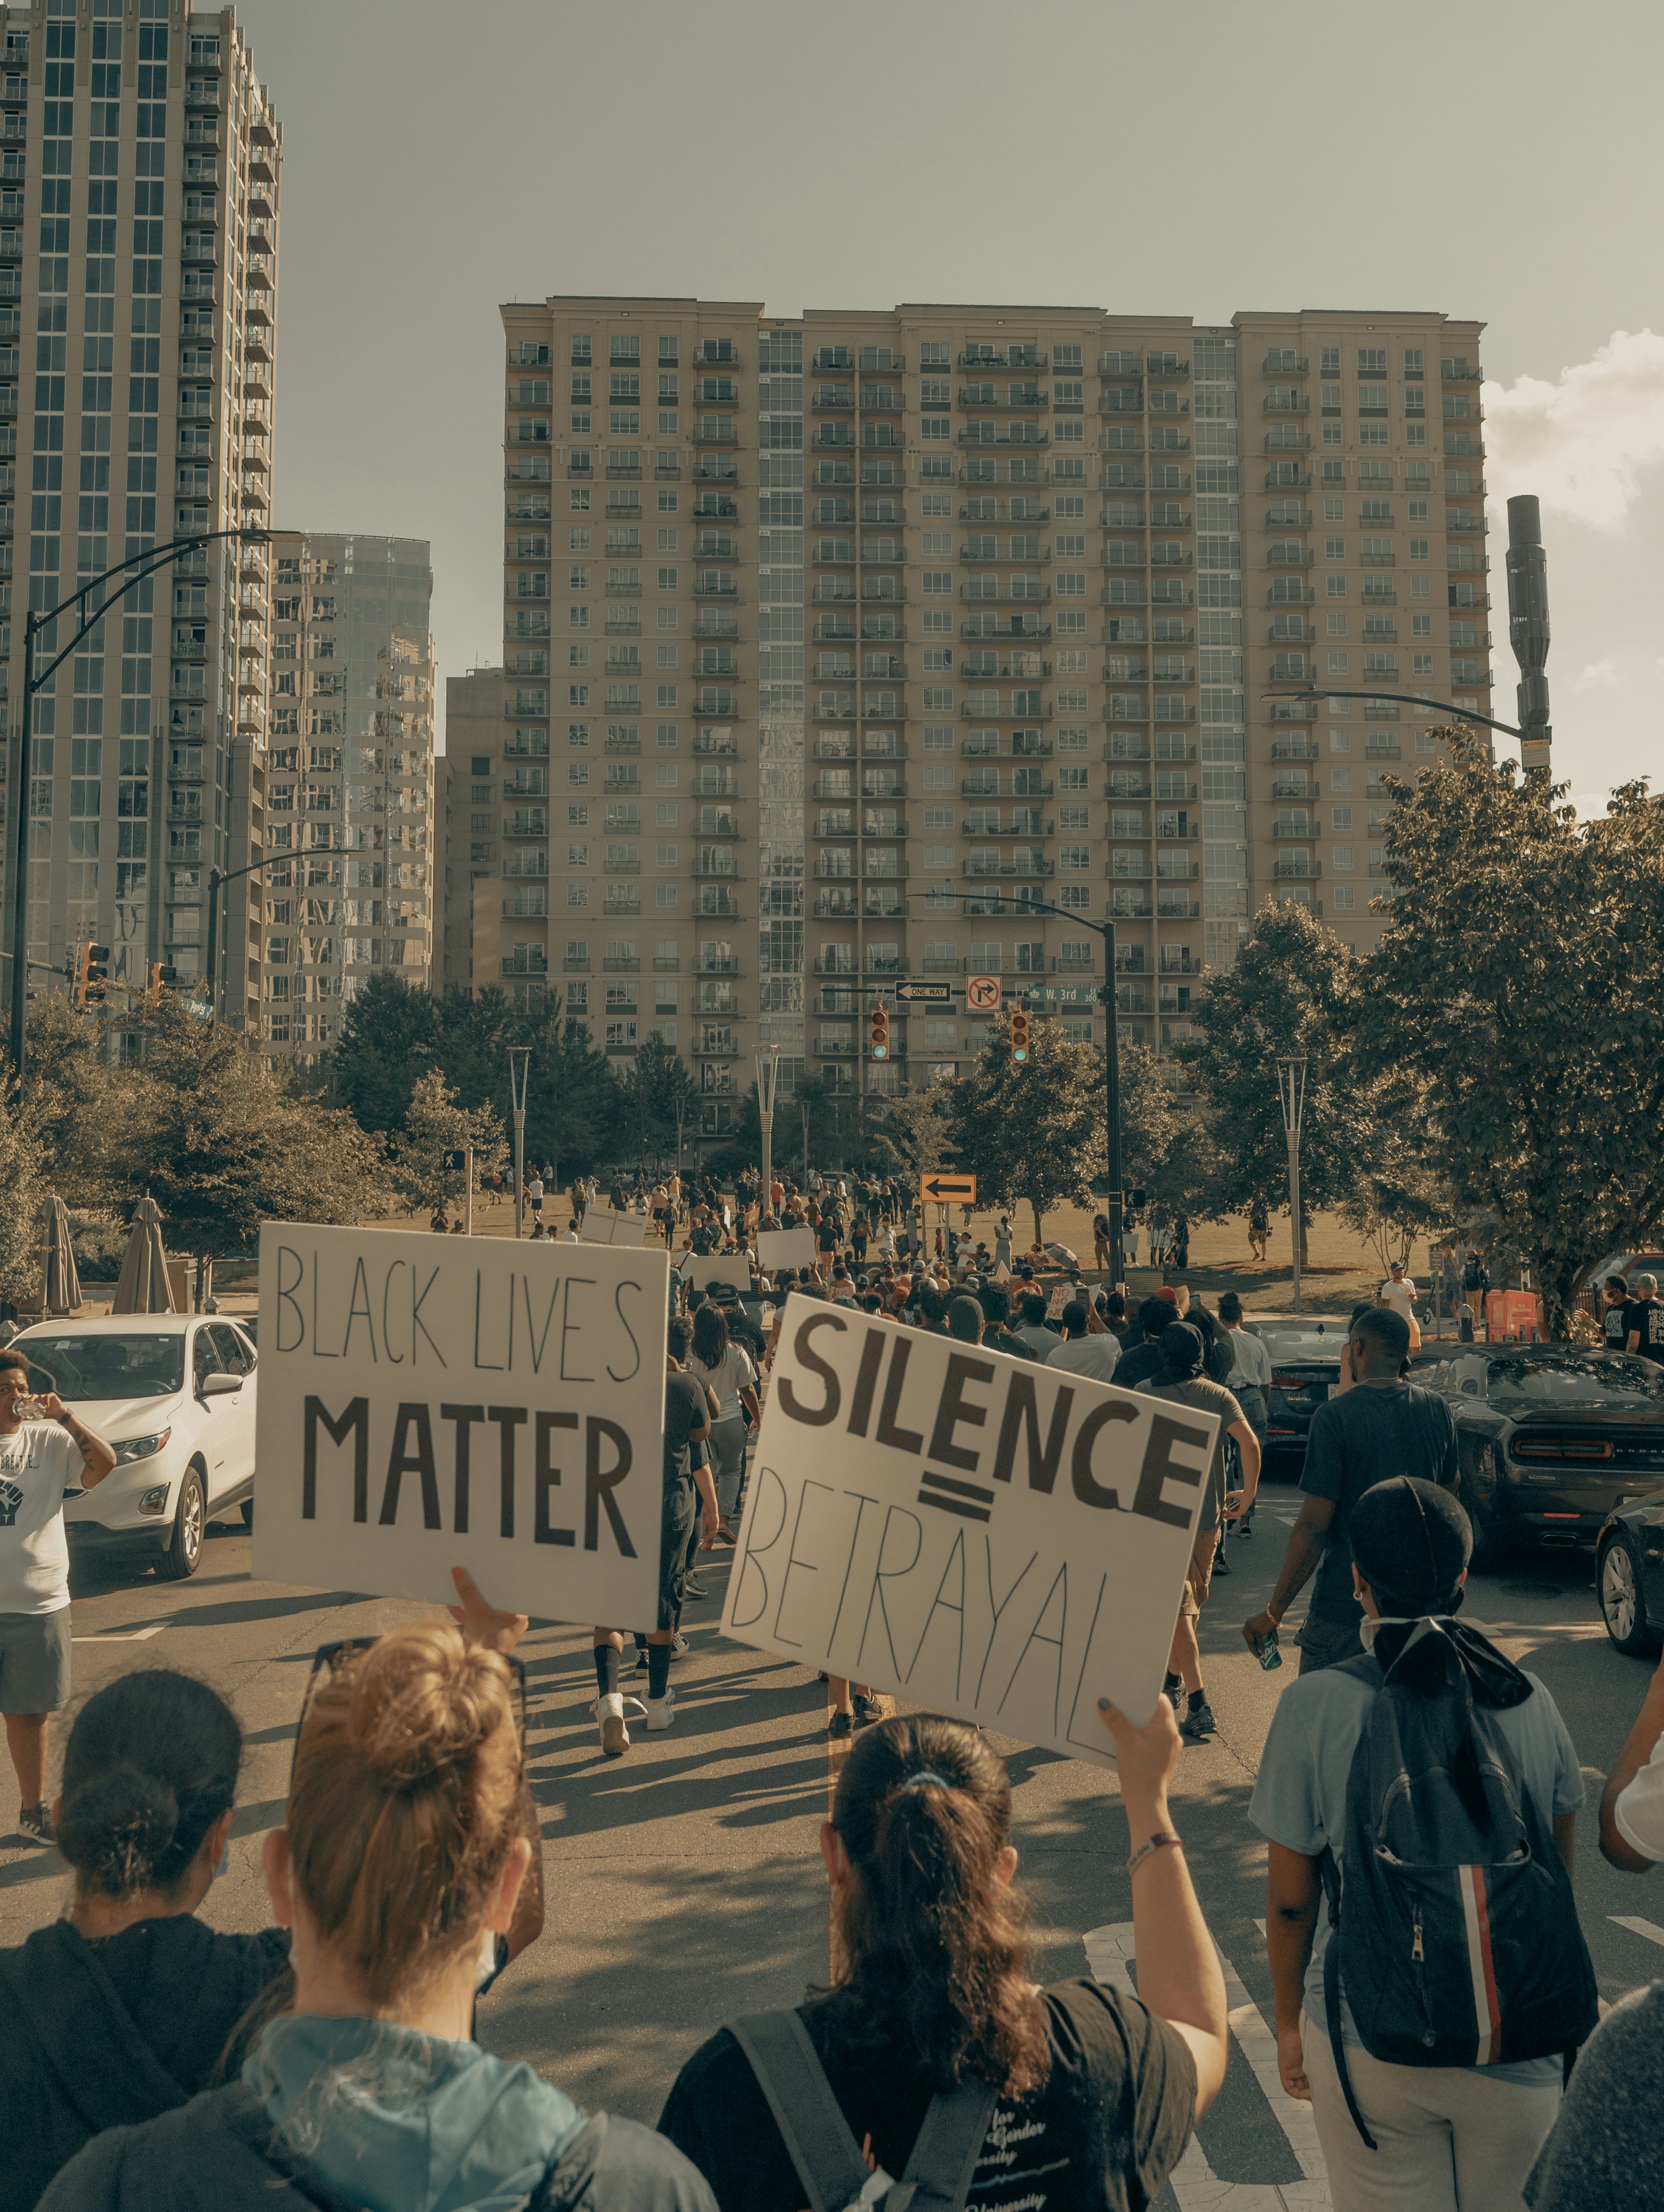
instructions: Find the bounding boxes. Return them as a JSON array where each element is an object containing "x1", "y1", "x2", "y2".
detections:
[
  {"x1": 72, "y1": 1624, "x2": 165, "y2": 1642},
  {"x1": 1611, "y1": 1914, "x2": 1664, "y2": 1950},
  {"x1": 1087, "y1": 1921, "x2": 1330, "y2": 2210}
]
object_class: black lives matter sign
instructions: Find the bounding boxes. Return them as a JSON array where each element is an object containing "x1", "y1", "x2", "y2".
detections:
[
  {"x1": 721, "y1": 1297, "x2": 1216, "y2": 1759},
  {"x1": 253, "y1": 1223, "x2": 668, "y2": 1625}
]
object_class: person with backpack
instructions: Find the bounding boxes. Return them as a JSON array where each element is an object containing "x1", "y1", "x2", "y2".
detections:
[
  {"x1": 1250, "y1": 1477, "x2": 1596, "y2": 2212},
  {"x1": 657, "y1": 1701, "x2": 1226, "y2": 2212}
]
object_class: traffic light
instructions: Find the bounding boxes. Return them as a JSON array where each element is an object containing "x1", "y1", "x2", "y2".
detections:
[
  {"x1": 73, "y1": 942, "x2": 111, "y2": 1009},
  {"x1": 145, "y1": 962, "x2": 178, "y2": 1006},
  {"x1": 1010, "y1": 1006, "x2": 1031, "y2": 1064},
  {"x1": 869, "y1": 1004, "x2": 890, "y2": 1060}
]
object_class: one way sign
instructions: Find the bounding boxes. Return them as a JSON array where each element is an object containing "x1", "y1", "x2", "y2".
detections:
[{"x1": 919, "y1": 1172, "x2": 978, "y2": 1206}]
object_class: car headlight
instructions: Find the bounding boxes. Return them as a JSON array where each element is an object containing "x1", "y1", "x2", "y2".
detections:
[{"x1": 114, "y1": 1428, "x2": 171, "y2": 1465}]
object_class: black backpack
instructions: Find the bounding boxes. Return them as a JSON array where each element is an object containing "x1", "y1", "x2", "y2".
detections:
[
  {"x1": 1320, "y1": 1624, "x2": 1599, "y2": 2147},
  {"x1": 727, "y1": 2009, "x2": 997, "y2": 2212}
]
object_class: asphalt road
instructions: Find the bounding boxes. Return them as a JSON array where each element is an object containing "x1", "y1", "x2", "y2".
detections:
[{"x1": 3, "y1": 1478, "x2": 1662, "y2": 2212}]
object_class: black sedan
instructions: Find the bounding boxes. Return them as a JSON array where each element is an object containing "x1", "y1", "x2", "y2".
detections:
[
  {"x1": 1597, "y1": 1500, "x2": 1664, "y2": 1655},
  {"x1": 1409, "y1": 1346, "x2": 1664, "y2": 1566},
  {"x1": 1251, "y1": 1318, "x2": 1353, "y2": 1462}
]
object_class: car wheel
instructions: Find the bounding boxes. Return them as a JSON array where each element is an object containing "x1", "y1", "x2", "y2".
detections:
[
  {"x1": 1600, "y1": 1532, "x2": 1661, "y2": 1657},
  {"x1": 240, "y1": 1499, "x2": 254, "y2": 1529},
  {"x1": 158, "y1": 1467, "x2": 204, "y2": 1582}
]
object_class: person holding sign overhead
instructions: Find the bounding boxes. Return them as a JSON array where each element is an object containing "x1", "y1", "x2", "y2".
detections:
[{"x1": 658, "y1": 1702, "x2": 1226, "y2": 2212}]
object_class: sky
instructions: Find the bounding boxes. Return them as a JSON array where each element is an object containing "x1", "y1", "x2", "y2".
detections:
[{"x1": 232, "y1": 0, "x2": 1664, "y2": 811}]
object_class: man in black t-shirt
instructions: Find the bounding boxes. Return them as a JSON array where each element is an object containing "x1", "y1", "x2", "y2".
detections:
[
  {"x1": 1243, "y1": 1306, "x2": 1459, "y2": 1674},
  {"x1": 1625, "y1": 1274, "x2": 1664, "y2": 1366}
]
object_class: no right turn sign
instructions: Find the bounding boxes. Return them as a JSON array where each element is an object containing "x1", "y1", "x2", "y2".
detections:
[{"x1": 967, "y1": 974, "x2": 1002, "y2": 1012}]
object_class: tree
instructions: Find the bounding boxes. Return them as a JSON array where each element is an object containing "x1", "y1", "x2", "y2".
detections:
[
  {"x1": 430, "y1": 987, "x2": 616, "y2": 1178},
  {"x1": 331, "y1": 970, "x2": 439, "y2": 1132},
  {"x1": 615, "y1": 1034, "x2": 701, "y2": 1171},
  {"x1": 1332, "y1": 1069, "x2": 1457, "y2": 1275},
  {"x1": 944, "y1": 1013, "x2": 1104, "y2": 1246},
  {"x1": 16, "y1": 996, "x2": 130, "y2": 1210},
  {"x1": 390, "y1": 1068, "x2": 509, "y2": 1218},
  {"x1": 1180, "y1": 902, "x2": 1366, "y2": 1265},
  {"x1": 118, "y1": 998, "x2": 383, "y2": 1268},
  {"x1": 0, "y1": 1092, "x2": 45, "y2": 1304},
  {"x1": 1116, "y1": 1042, "x2": 1188, "y2": 1214},
  {"x1": 870, "y1": 1080, "x2": 954, "y2": 1179},
  {"x1": 1352, "y1": 733, "x2": 1664, "y2": 1333}
]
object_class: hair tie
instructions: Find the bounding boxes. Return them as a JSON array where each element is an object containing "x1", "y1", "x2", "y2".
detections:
[{"x1": 900, "y1": 1769, "x2": 951, "y2": 1792}]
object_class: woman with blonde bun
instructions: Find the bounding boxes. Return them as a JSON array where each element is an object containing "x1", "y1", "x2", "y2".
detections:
[{"x1": 40, "y1": 1571, "x2": 715, "y2": 2212}]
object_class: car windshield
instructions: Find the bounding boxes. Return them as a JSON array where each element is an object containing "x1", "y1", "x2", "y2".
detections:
[
  {"x1": 1486, "y1": 1354, "x2": 1664, "y2": 1405},
  {"x1": 1254, "y1": 1325, "x2": 1348, "y2": 1364},
  {"x1": 17, "y1": 1332, "x2": 185, "y2": 1401}
]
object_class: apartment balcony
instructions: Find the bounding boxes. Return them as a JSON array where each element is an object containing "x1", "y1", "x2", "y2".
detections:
[
  {"x1": 1271, "y1": 777, "x2": 1321, "y2": 800},
  {"x1": 692, "y1": 728, "x2": 738, "y2": 756},
  {"x1": 695, "y1": 955, "x2": 739, "y2": 975},
  {"x1": 692, "y1": 577, "x2": 739, "y2": 599},
  {"x1": 692, "y1": 424, "x2": 738, "y2": 446},
  {"x1": 1262, "y1": 355, "x2": 1310, "y2": 376},
  {"x1": 1360, "y1": 585, "x2": 1398, "y2": 605},
  {"x1": 693, "y1": 887, "x2": 741, "y2": 916},
  {"x1": 690, "y1": 614, "x2": 739, "y2": 639},
  {"x1": 1364, "y1": 739, "x2": 1403, "y2": 758},
  {"x1": 962, "y1": 858, "x2": 1053, "y2": 879},
  {"x1": 961, "y1": 816, "x2": 1053, "y2": 838},
  {"x1": 962, "y1": 776, "x2": 1053, "y2": 797},
  {"x1": 691, "y1": 458, "x2": 740, "y2": 483},
  {"x1": 959, "y1": 735, "x2": 1052, "y2": 759},
  {"x1": 694, "y1": 1034, "x2": 740, "y2": 1059},
  {"x1": 1263, "y1": 393, "x2": 1311, "y2": 415},
  {"x1": 500, "y1": 949, "x2": 548, "y2": 978},
  {"x1": 959, "y1": 617, "x2": 1050, "y2": 640},
  {"x1": 1274, "y1": 859, "x2": 1322, "y2": 880},
  {"x1": 959, "y1": 584, "x2": 1049, "y2": 606},
  {"x1": 689, "y1": 855, "x2": 740, "y2": 879},
  {"x1": 958, "y1": 701, "x2": 1051, "y2": 723},
  {"x1": 1267, "y1": 547, "x2": 1315, "y2": 568},
  {"x1": 1263, "y1": 468, "x2": 1313, "y2": 489},
  {"x1": 813, "y1": 889, "x2": 859, "y2": 917}
]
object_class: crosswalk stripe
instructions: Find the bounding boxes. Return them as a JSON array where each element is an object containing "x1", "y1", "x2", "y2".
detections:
[
  {"x1": 1610, "y1": 1913, "x2": 1664, "y2": 1950},
  {"x1": 1086, "y1": 1921, "x2": 1331, "y2": 2211}
]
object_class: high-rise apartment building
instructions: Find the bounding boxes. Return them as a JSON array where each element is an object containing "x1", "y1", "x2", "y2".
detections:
[
  {"x1": 0, "y1": 1, "x2": 278, "y2": 1031},
  {"x1": 434, "y1": 663, "x2": 505, "y2": 994},
  {"x1": 260, "y1": 530, "x2": 434, "y2": 1064},
  {"x1": 489, "y1": 296, "x2": 1487, "y2": 1122}
]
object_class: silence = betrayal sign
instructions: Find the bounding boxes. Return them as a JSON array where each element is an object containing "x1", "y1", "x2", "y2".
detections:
[
  {"x1": 253, "y1": 1223, "x2": 668, "y2": 1625},
  {"x1": 721, "y1": 1296, "x2": 1218, "y2": 1760}
]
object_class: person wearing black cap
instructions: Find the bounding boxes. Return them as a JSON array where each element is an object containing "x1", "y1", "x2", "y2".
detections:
[
  {"x1": 1134, "y1": 1324, "x2": 1261, "y2": 1744},
  {"x1": 1243, "y1": 1306, "x2": 1458, "y2": 1676},
  {"x1": 1251, "y1": 1477, "x2": 1585, "y2": 2211}
]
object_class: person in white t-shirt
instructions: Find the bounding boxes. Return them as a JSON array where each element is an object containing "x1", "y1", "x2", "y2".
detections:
[
  {"x1": 1600, "y1": 1645, "x2": 1664, "y2": 1872},
  {"x1": 1379, "y1": 1260, "x2": 1421, "y2": 1349},
  {"x1": 0, "y1": 1346, "x2": 116, "y2": 1843}
]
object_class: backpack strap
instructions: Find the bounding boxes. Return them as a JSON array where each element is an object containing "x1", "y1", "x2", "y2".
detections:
[
  {"x1": 728, "y1": 2010, "x2": 873, "y2": 2212},
  {"x1": 1320, "y1": 1843, "x2": 1378, "y2": 2151},
  {"x1": 888, "y1": 2078, "x2": 1000, "y2": 2212}
]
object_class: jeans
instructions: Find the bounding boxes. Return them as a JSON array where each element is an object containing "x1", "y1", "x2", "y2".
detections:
[
  {"x1": 708, "y1": 1415, "x2": 747, "y2": 1520},
  {"x1": 1301, "y1": 2011, "x2": 1560, "y2": 2212},
  {"x1": 1297, "y1": 1612, "x2": 1366, "y2": 1674}
]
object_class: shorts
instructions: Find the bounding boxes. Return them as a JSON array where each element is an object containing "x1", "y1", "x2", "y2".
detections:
[
  {"x1": 1179, "y1": 1513, "x2": 1222, "y2": 1619},
  {"x1": 657, "y1": 1481, "x2": 696, "y2": 1632},
  {"x1": 0, "y1": 1608, "x2": 71, "y2": 1714}
]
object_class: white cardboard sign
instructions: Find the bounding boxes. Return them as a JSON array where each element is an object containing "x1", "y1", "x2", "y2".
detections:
[
  {"x1": 579, "y1": 1204, "x2": 649, "y2": 1247},
  {"x1": 721, "y1": 1296, "x2": 1216, "y2": 1757},
  {"x1": 687, "y1": 1253, "x2": 754, "y2": 1296},
  {"x1": 756, "y1": 1225, "x2": 817, "y2": 1272},
  {"x1": 253, "y1": 1223, "x2": 668, "y2": 1625}
]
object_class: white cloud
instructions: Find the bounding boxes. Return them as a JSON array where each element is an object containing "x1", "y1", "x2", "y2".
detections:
[
  {"x1": 1486, "y1": 330, "x2": 1664, "y2": 528},
  {"x1": 1577, "y1": 659, "x2": 1619, "y2": 690}
]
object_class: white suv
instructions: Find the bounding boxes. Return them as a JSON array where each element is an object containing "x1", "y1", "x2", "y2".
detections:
[{"x1": 12, "y1": 1315, "x2": 258, "y2": 1581}]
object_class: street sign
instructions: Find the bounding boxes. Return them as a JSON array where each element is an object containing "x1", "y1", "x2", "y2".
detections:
[
  {"x1": 966, "y1": 975, "x2": 1002, "y2": 1012},
  {"x1": 1019, "y1": 984, "x2": 1097, "y2": 1005},
  {"x1": 919, "y1": 1172, "x2": 977, "y2": 1206},
  {"x1": 893, "y1": 981, "x2": 953, "y2": 1003}
]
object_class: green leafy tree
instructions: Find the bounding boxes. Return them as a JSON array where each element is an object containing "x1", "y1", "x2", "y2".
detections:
[
  {"x1": 945, "y1": 1013, "x2": 1104, "y2": 1246},
  {"x1": 0, "y1": 1092, "x2": 45, "y2": 1304},
  {"x1": 1353, "y1": 734, "x2": 1664, "y2": 1332},
  {"x1": 390, "y1": 1067, "x2": 509, "y2": 1218},
  {"x1": 616, "y1": 1034, "x2": 701, "y2": 1172},
  {"x1": 431, "y1": 987, "x2": 616, "y2": 1179},
  {"x1": 331, "y1": 970, "x2": 439, "y2": 1132},
  {"x1": 1180, "y1": 902, "x2": 1365, "y2": 1265},
  {"x1": 1116, "y1": 1041, "x2": 1188, "y2": 1213},
  {"x1": 118, "y1": 998, "x2": 383, "y2": 1269},
  {"x1": 16, "y1": 995, "x2": 129, "y2": 1210},
  {"x1": 870, "y1": 1080, "x2": 954, "y2": 1179}
]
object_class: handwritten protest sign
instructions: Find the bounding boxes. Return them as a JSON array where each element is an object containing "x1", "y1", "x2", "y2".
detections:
[
  {"x1": 721, "y1": 1296, "x2": 1216, "y2": 1761},
  {"x1": 687, "y1": 1253, "x2": 753, "y2": 1297},
  {"x1": 580, "y1": 1204, "x2": 648, "y2": 1247},
  {"x1": 254, "y1": 1223, "x2": 667, "y2": 1625},
  {"x1": 756, "y1": 1225, "x2": 816, "y2": 1273}
]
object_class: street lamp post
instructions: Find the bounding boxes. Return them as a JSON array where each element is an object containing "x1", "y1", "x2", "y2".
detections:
[
  {"x1": 1276, "y1": 1056, "x2": 1308, "y2": 1315},
  {"x1": 205, "y1": 852, "x2": 281, "y2": 1022},
  {"x1": 755, "y1": 1045, "x2": 780, "y2": 1222},
  {"x1": 507, "y1": 1046, "x2": 531, "y2": 1238},
  {"x1": 8, "y1": 528, "x2": 264, "y2": 1082}
]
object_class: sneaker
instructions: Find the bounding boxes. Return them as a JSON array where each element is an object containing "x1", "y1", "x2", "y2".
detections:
[
  {"x1": 645, "y1": 1696, "x2": 675, "y2": 1732},
  {"x1": 684, "y1": 1577, "x2": 708, "y2": 1599},
  {"x1": 1212, "y1": 1542, "x2": 1232, "y2": 1577},
  {"x1": 1180, "y1": 1702, "x2": 1217, "y2": 1742},
  {"x1": 670, "y1": 1632, "x2": 689, "y2": 1656},
  {"x1": 628, "y1": 1644, "x2": 649, "y2": 1673},
  {"x1": 827, "y1": 1709, "x2": 853, "y2": 1739},
  {"x1": 594, "y1": 1694, "x2": 630, "y2": 1759},
  {"x1": 17, "y1": 1803, "x2": 54, "y2": 1845},
  {"x1": 1238, "y1": 1521, "x2": 1254, "y2": 1540},
  {"x1": 1164, "y1": 1678, "x2": 1185, "y2": 1715},
  {"x1": 852, "y1": 1692, "x2": 890, "y2": 1727},
  {"x1": 711, "y1": 1522, "x2": 739, "y2": 1547}
]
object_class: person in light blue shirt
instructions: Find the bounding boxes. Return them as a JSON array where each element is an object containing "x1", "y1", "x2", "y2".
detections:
[{"x1": 1250, "y1": 1480, "x2": 1583, "y2": 2212}]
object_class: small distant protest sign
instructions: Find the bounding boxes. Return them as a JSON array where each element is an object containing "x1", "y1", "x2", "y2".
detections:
[
  {"x1": 254, "y1": 1224, "x2": 668, "y2": 1625},
  {"x1": 579, "y1": 1204, "x2": 648, "y2": 1247},
  {"x1": 720, "y1": 1296, "x2": 1216, "y2": 1762}
]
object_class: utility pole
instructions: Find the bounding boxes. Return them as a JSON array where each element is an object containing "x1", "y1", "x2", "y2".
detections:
[
  {"x1": 1505, "y1": 494, "x2": 1552, "y2": 772},
  {"x1": 508, "y1": 1046, "x2": 531, "y2": 1238},
  {"x1": 756, "y1": 1045, "x2": 780, "y2": 1222},
  {"x1": 1099, "y1": 917, "x2": 1123, "y2": 1288},
  {"x1": 1276, "y1": 1057, "x2": 1308, "y2": 1315}
]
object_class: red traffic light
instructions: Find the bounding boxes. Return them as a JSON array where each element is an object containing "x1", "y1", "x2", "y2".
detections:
[
  {"x1": 1010, "y1": 1008, "x2": 1031, "y2": 1064},
  {"x1": 869, "y1": 1005, "x2": 890, "y2": 1060}
]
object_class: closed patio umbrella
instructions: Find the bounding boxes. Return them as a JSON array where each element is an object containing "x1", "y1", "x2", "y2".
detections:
[
  {"x1": 112, "y1": 1194, "x2": 175, "y2": 1315},
  {"x1": 35, "y1": 1192, "x2": 82, "y2": 1317}
]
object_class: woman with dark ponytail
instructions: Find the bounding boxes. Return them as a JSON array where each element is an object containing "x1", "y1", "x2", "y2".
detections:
[
  {"x1": 660, "y1": 1701, "x2": 1229, "y2": 2212},
  {"x1": 0, "y1": 1669, "x2": 285, "y2": 2212}
]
